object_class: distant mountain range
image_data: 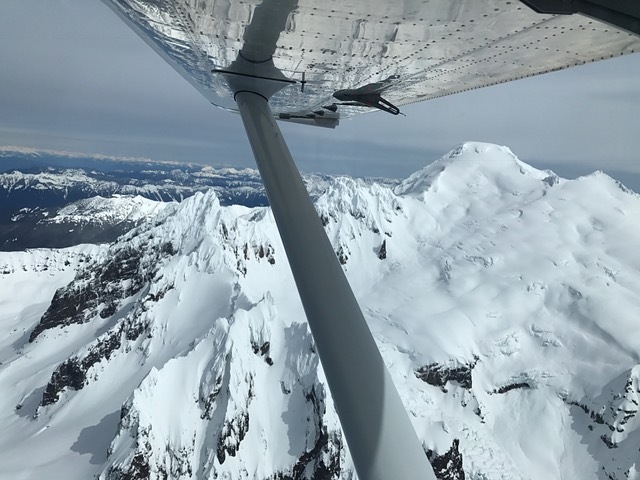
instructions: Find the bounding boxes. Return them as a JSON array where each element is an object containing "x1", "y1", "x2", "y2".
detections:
[
  {"x1": 0, "y1": 147, "x2": 379, "y2": 250},
  {"x1": 1, "y1": 143, "x2": 639, "y2": 479}
]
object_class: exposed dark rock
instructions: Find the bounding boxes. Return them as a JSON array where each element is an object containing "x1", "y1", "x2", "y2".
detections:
[
  {"x1": 565, "y1": 399, "x2": 590, "y2": 415},
  {"x1": 30, "y1": 282, "x2": 99, "y2": 342},
  {"x1": 216, "y1": 375, "x2": 254, "y2": 464},
  {"x1": 426, "y1": 439, "x2": 465, "y2": 480},
  {"x1": 106, "y1": 450, "x2": 151, "y2": 480},
  {"x1": 165, "y1": 444, "x2": 194, "y2": 479},
  {"x1": 288, "y1": 431, "x2": 341, "y2": 480},
  {"x1": 29, "y1": 236, "x2": 179, "y2": 343},
  {"x1": 236, "y1": 259, "x2": 247, "y2": 276},
  {"x1": 251, "y1": 341, "x2": 274, "y2": 366},
  {"x1": 416, "y1": 357, "x2": 479, "y2": 391},
  {"x1": 144, "y1": 284, "x2": 173, "y2": 304},
  {"x1": 216, "y1": 411, "x2": 250, "y2": 464},
  {"x1": 82, "y1": 330, "x2": 122, "y2": 369},
  {"x1": 561, "y1": 381, "x2": 640, "y2": 456},
  {"x1": 280, "y1": 382, "x2": 292, "y2": 395},
  {"x1": 100, "y1": 303, "x2": 118, "y2": 319},
  {"x1": 349, "y1": 209, "x2": 365, "y2": 220},
  {"x1": 220, "y1": 223, "x2": 276, "y2": 270},
  {"x1": 125, "y1": 319, "x2": 148, "y2": 342},
  {"x1": 41, "y1": 358, "x2": 85, "y2": 406},
  {"x1": 600, "y1": 435, "x2": 618, "y2": 449},
  {"x1": 564, "y1": 397, "x2": 607, "y2": 425},
  {"x1": 40, "y1": 317, "x2": 148, "y2": 408},
  {"x1": 272, "y1": 385, "x2": 342, "y2": 480},
  {"x1": 200, "y1": 375, "x2": 223, "y2": 421},
  {"x1": 119, "y1": 403, "x2": 130, "y2": 422},
  {"x1": 493, "y1": 382, "x2": 531, "y2": 394},
  {"x1": 261, "y1": 244, "x2": 276, "y2": 265},
  {"x1": 160, "y1": 241, "x2": 176, "y2": 256},
  {"x1": 29, "y1": 245, "x2": 153, "y2": 342},
  {"x1": 593, "y1": 411, "x2": 606, "y2": 424},
  {"x1": 101, "y1": 247, "x2": 142, "y2": 282},
  {"x1": 336, "y1": 246, "x2": 348, "y2": 265},
  {"x1": 377, "y1": 239, "x2": 387, "y2": 260}
]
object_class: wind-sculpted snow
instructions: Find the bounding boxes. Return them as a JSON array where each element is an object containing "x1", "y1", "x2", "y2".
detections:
[{"x1": 1, "y1": 143, "x2": 639, "y2": 479}]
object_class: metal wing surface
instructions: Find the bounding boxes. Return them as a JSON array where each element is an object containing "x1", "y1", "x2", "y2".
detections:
[{"x1": 102, "y1": 0, "x2": 640, "y2": 125}]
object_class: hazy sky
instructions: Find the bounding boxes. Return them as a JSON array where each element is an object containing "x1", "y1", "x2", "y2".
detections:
[{"x1": 1, "y1": 0, "x2": 639, "y2": 188}]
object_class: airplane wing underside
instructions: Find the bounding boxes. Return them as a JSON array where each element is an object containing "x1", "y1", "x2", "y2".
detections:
[{"x1": 102, "y1": 0, "x2": 640, "y2": 126}]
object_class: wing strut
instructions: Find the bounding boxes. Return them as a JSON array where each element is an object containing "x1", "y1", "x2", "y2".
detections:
[{"x1": 232, "y1": 86, "x2": 436, "y2": 480}]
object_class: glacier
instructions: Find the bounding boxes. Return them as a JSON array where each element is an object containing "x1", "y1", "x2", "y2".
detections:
[{"x1": 0, "y1": 142, "x2": 639, "y2": 479}]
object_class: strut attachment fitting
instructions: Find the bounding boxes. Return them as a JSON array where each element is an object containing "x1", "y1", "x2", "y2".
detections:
[
  {"x1": 333, "y1": 90, "x2": 402, "y2": 115},
  {"x1": 333, "y1": 76, "x2": 403, "y2": 115}
]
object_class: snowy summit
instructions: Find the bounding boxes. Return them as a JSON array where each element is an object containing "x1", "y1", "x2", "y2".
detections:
[{"x1": 0, "y1": 142, "x2": 639, "y2": 479}]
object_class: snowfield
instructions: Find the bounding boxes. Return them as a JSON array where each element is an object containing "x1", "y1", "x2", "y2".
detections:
[
  {"x1": 0, "y1": 143, "x2": 639, "y2": 479},
  {"x1": 47, "y1": 194, "x2": 173, "y2": 226}
]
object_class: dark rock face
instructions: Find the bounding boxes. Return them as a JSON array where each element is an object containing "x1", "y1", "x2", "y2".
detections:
[
  {"x1": 200, "y1": 375, "x2": 223, "y2": 421},
  {"x1": 336, "y1": 246, "x2": 348, "y2": 265},
  {"x1": 217, "y1": 375, "x2": 255, "y2": 465},
  {"x1": 217, "y1": 410, "x2": 251, "y2": 464},
  {"x1": 493, "y1": 382, "x2": 531, "y2": 394},
  {"x1": 106, "y1": 448, "x2": 152, "y2": 480},
  {"x1": 426, "y1": 439, "x2": 465, "y2": 480},
  {"x1": 415, "y1": 357, "x2": 479, "y2": 391},
  {"x1": 562, "y1": 367, "x2": 640, "y2": 455},
  {"x1": 600, "y1": 434, "x2": 618, "y2": 449},
  {"x1": 34, "y1": 237, "x2": 172, "y2": 407},
  {"x1": 252, "y1": 341, "x2": 274, "y2": 366},
  {"x1": 41, "y1": 359, "x2": 85, "y2": 406},
  {"x1": 277, "y1": 431, "x2": 341, "y2": 480},
  {"x1": 219, "y1": 221, "x2": 277, "y2": 275},
  {"x1": 40, "y1": 316, "x2": 148, "y2": 407},
  {"x1": 377, "y1": 239, "x2": 387, "y2": 260},
  {"x1": 29, "y1": 242, "x2": 174, "y2": 342},
  {"x1": 272, "y1": 385, "x2": 342, "y2": 480}
]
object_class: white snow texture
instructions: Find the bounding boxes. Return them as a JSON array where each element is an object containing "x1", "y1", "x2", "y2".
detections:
[{"x1": 0, "y1": 143, "x2": 639, "y2": 480}]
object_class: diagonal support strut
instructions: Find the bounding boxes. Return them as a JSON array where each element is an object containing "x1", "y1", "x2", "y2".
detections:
[{"x1": 234, "y1": 89, "x2": 436, "y2": 480}]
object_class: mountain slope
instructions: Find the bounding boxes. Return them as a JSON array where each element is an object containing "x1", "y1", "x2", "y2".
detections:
[
  {"x1": 0, "y1": 143, "x2": 639, "y2": 480},
  {"x1": 0, "y1": 149, "x2": 367, "y2": 250}
]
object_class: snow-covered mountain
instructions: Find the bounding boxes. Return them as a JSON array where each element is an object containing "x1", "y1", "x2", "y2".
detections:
[
  {"x1": 47, "y1": 194, "x2": 171, "y2": 225},
  {"x1": 0, "y1": 148, "x2": 355, "y2": 250},
  {"x1": 0, "y1": 167, "x2": 266, "y2": 203},
  {"x1": 1, "y1": 143, "x2": 639, "y2": 479}
]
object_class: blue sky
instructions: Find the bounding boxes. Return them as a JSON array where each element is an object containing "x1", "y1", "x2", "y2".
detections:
[{"x1": 1, "y1": 0, "x2": 639, "y2": 189}]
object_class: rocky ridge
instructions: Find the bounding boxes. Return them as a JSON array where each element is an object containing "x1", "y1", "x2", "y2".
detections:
[{"x1": 0, "y1": 143, "x2": 639, "y2": 479}]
